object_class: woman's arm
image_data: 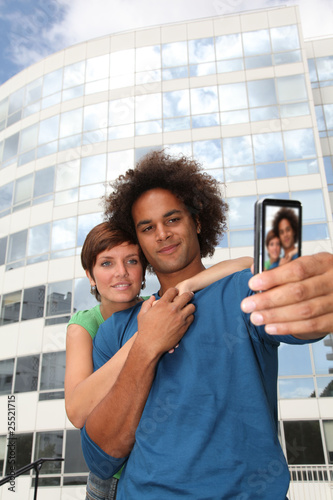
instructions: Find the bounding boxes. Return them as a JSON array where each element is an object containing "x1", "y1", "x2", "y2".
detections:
[
  {"x1": 65, "y1": 324, "x2": 137, "y2": 429},
  {"x1": 176, "y1": 256, "x2": 253, "y2": 294}
]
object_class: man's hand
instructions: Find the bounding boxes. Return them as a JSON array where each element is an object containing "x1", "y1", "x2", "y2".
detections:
[
  {"x1": 137, "y1": 288, "x2": 195, "y2": 357},
  {"x1": 241, "y1": 252, "x2": 333, "y2": 339}
]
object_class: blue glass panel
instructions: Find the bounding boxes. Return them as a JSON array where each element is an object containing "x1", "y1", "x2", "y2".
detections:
[{"x1": 278, "y1": 343, "x2": 312, "y2": 376}]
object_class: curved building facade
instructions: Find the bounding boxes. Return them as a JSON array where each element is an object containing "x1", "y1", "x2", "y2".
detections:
[{"x1": 0, "y1": 5, "x2": 332, "y2": 499}]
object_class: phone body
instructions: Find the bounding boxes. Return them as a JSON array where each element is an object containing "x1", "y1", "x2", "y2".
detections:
[{"x1": 254, "y1": 198, "x2": 302, "y2": 275}]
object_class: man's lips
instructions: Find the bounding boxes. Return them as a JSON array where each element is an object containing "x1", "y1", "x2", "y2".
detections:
[{"x1": 158, "y1": 244, "x2": 179, "y2": 255}]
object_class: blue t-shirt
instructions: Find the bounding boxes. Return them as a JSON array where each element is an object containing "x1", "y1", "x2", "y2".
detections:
[{"x1": 81, "y1": 269, "x2": 312, "y2": 499}]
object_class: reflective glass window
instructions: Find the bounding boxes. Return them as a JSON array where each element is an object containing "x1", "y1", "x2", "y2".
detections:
[
  {"x1": 56, "y1": 160, "x2": 80, "y2": 191},
  {"x1": 188, "y1": 38, "x2": 214, "y2": 64},
  {"x1": 284, "y1": 421, "x2": 325, "y2": 465},
  {"x1": 64, "y1": 61, "x2": 85, "y2": 88},
  {"x1": 25, "y1": 78, "x2": 42, "y2": 105},
  {"x1": 77, "y1": 213, "x2": 103, "y2": 247},
  {"x1": 0, "y1": 291, "x2": 21, "y2": 325},
  {"x1": 51, "y1": 218, "x2": 76, "y2": 251},
  {"x1": 110, "y1": 49, "x2": 135, "y2": 76},
  {"x1": 0, "y1": 237, "x2": 7, "y2": 265},
  {"x1": 271, "y1": 25, "x2": 299, "y2": 52},
  {"x1": 323, "y1": 421, "x2": 333, "y2": 463},
  {"x1": 163, "y1": 118, "x2": 189, "y2": 133},
  {"x1": 225, "y1": 166, "x2": 254, "y2": 183},
  {"x1": 243, "y1": 29, "x2": 271, "y2": 56},
  {"x1": 40, "y1": 351, "x2": 65, "y2": 390},
  {"x1": 34, "y1": 431, "x2": 63, "y2": 474},
  {"x1": 245, "y1": 54, "x2": 272, "y2": 69},
  {"x1": 278, "y1": 378, "x2": 315, "y2": 399},
  {"x1": 250, "y1": 106, "x2": 279, "y2": 121},
  {"x1": 5, "y1": 433, "x2": 33, "y2": 475},
  {"x1": 216, "y1": 34, "x2": 242, "y2": 59},
  {"x1": 85, "y1": 78, "x2": 108, "y2": 95},
  {"x1": 278, "y1": 343, "x2": 312, "y2": 375},
  {"x1": 317, "y1": 378, "x2": 333, "y2": 398},
  {"x1": 109, "y1": 97, "x2": 134, "y2": 125},
  {"x1": 86, "y1": 54, "x2": 109, "y2": 82},
  {"x1": 274, "y1": 50, "x2": 301, "y2": 65},
  {"x1": 8, "y1": 87, "x2": 24, "y2": 115},
  {"x1": 107, "y1": 149, "x2": 134, "y2": 181},
  {"x1": 42, "y1": 93, "x2": 61, "y2": 110},
  {"x1": 316, "y1": 105, "x2": 326, "y2": 131},
  {"x1": 19, "y1": 123, "x2": 38, "y2": 153},
  {"x1": 21, "y1": 286, "x2": 45, "y2": 321},
  {"x1": 324, "y1": 156, "x2": 333, "y2": 184},
  {"x1": 162, "y1": 42, "x2": 188, "y2": 67},
  {"x1": 162, "y1": 67, "x2": 188, "y2": 80},
  {"x1": 228, "y1": 196, "x2": 257, "y2": 230},
  {"x1": 80, "y1": 154, "x2": 106, "y2": 185},
  {"x1": 284, "y1": 129, "x2": 316, "y2": 160},
  {"x1": 163, "y1": 90, "x2": 190, "y2": 118},
  {"x1": 73, "y1": 277, "x2": 97, "y2": 312},
  {"x1": 280, "y1": 102, "x2": 309, "y2": 118},
  {"x1": 316, "y1": 56, "x2": 333, "y2": 82},
  {"x1": 277, "y1": 74, "x2": 307, "y2": 103},
  {"x1": 38, "y1": 115, "x2": 60, "y2": 145},
  {"x1": 0, "y1": 182, "x2": 13, "y2": 215},
  {"x1": 135, "y1": 93, "x2": 162, "y2": 121},
  {"x1": 34, "y1": 166, "x2": 55, "y2": 199},
  {"x1": 136, "y1": 120, "x2": 162, "y2": 135},
  {"x1": 223, "y1": 136, "x2": 253, "y2": 167},
  {"x1": 288, "y1": 159, "x2": 319, "y2": 176},
  {"x1": 221, "y1": 109, "x2": 249, "y2": 125},
  {"x1": 217, "y1": 59, "x2": 243, "y2": 73},
  {"x1": 60, "y1": 108, "x2": 82, "y2": 138},
  {"x1": 46, "y1": 280, "x2": 72, "y2": 317},
  {"x1": 14, "y1": 174, "x2": 33, "y2": 208},
  {"x1": 84, "y1": 102, "x2": 108, "y2": 132},
  {"x1": 193, "y1": 139, "x2": 222, "y2": 170},
  {"x1": 43, "y1": 69, "x2": 63, "y2": 96},
  {"x1": 54, "y1": 189, "x2": 78, "y2": 206},
  {"x1": 0, "y1": 358, "x2": 14, "y2": 394},
  {"x1": 164, "y1": 142, "x2": 192, "y2": 158},
  {"x1": 62, "y1": 85, "x2": 84, "y2": 101},
  {"x1": 293, "y1": 189, "x2": 326, "y2": 222},
  {"x1": 14, "y1": 355, "x2": 39, "y2": 393},
  {"x1": 324, "y1": 103, "x2": 333, "y2": 130},
  {"x1": 80, "y1": 184, "x2": 105, "y2": 201},
  {"x1": 3, "y1": 133, "x2": 19, "y2": 162},
  {"x1": 136, "y1": 45, "x2": 161, "y2": 71},
  {"x1": 109, "y1": 73, "x2": 134, "y2": 90},
  {"x1": 192, "y1": 114, "x2": 219, "y2": 128},
  {"x1": 219, "y1": 82, "x2": 247, "y2": 111},
  {"x1": 302, "y1": 223, "x2": 329, "y2": 241},
  {"x1": 190, "y1": 62, "x2": 216, "y2": 77},
  {"x1": 136, "y1": 69, "x2": 161, "y2": 85},
  {"x1": 253, "y1": 132, "x2": 284, "y2": 163},
  {"x1": 0, "y1": 97, "x2": 8, "y2": 122},
  {"x1": 229, "y1": 230, "x2": 254, "y2": 247},
  {"x1": 312, "y1": 336, "x2": 333, "y2": 375},
  {"x1": 27, "y1": 223, "x2": 50, "y2": 257},
  {"x1": 8, "y1": 230, "x2": 27, "y2": 262},
  {"x1": 65, "y1": 430, "x2": 89, "y2": 473},
  {"x1": 307, "y1": 58, "x2": 317, "y2": 82},
  {"x1": 248, "y1": 79, "x2": 276, "y2": 107},
  {"x1": 190, "y1": 87, "x2": 218, "y2": 115}
]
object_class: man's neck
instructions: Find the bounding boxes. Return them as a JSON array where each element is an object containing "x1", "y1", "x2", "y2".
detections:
[
  {"x1": 156, "y1": 260, "x2": 205, "y2": 296},
  {"x1": 284, "y1": 245, "x2": 295, "y2": 258}
]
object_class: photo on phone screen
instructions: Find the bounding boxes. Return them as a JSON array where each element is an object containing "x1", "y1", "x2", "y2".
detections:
[{"x1": 254, "y1": 199, "x2": 302, "y2": 275}]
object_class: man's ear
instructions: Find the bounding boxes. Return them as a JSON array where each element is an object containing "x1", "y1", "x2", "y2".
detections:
[{"x1": 86, "y1": 270, "x2": 95, "y2": 286}]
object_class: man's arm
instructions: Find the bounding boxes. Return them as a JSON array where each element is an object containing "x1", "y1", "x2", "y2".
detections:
[
  {"x1": 85, "y1": 288, "x2": 195, "y2": 458},
  {"x1": 241, "y1": 252, "x2": 333, "y2": 338}
]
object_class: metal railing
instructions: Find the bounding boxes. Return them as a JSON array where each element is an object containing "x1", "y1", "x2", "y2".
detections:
[
  {"x1": 0, "y1": 457, "x2": 64, "y2": 500},
  {"x1": 288, "y1": 465, "x2": 333, "y2": 500}
]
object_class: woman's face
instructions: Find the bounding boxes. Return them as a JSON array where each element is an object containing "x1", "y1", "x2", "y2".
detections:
[
  {"x1": 267, "y1": 236, "x2": 281, "y2": 262},
  {"x1": 88, "y1": 242, "x2": 143, "y2": 307}
]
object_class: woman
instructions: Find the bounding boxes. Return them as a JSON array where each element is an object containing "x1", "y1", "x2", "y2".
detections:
[
  {"x1": 264, "y1": 229, "x2": 281, "y2": 270},
  {"x1": 65, "y1": 221, "x2": 252, "y2": 499}
]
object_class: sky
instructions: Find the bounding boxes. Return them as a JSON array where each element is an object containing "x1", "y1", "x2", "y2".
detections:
[{"x1": 0, "y1": 0, "x2": 333, "y2": 85}]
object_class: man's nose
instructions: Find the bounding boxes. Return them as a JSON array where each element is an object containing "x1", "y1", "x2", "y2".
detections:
[{"x1": 156, "y1": 224, "x2": 171, "y2": 241}]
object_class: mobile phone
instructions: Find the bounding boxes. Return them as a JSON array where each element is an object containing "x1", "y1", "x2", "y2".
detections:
[{"x1": 254, "y1": 198, "x2": 302, "y2": 275}]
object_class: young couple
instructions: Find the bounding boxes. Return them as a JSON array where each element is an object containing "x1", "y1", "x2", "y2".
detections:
[
  {"x1": 65, "y1": 150, "x2": 333, "y2": 500},
  {"x1": 265, "y1": 207, "x2": 299, "y2": 271}
]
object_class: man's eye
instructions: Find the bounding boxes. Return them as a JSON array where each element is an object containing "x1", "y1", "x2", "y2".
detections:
[
  {"x1": 142, "y1": 226, "x2": 153, "y2": 232},
  {"x1": 168, "y1": 218, "x2": 179, "y2": 224}
]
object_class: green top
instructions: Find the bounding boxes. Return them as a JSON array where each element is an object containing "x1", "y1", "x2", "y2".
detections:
[{"x1": 67, "y1": 304, "x2": 104, "y2": 340}]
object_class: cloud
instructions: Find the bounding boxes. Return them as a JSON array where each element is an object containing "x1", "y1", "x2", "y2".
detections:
[{"x1": 2, "y1": 0, "x2": 333, "y2": 78}]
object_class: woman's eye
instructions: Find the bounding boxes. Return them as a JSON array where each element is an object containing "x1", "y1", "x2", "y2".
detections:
[
  {"x1": 128, "y1": 259, "x2": 138, "y2": 265},
  {"x1": 101, "y1": 261, "x2": 111, "y2": 267}
]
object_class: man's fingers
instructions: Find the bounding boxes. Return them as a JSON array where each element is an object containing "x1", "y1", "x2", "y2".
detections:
[
  {"x1": 263, "y1": 312, "x2": 333, "y2": 338},
  {"x1": 248, "y1": 253, "x2": 333, "y2": 292}
]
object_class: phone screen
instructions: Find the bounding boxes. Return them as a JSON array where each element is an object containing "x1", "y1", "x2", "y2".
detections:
[{"x1": 254, "y1": 199, "x2": 302, "y2": 274}]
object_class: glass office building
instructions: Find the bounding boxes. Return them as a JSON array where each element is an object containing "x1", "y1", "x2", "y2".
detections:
[{"x1": 0, "y1": 5, "x2": 332, "y2": 499}]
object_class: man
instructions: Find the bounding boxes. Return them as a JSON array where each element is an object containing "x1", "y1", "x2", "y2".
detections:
[
  {"x1": 272, "y1": 207, "x2": 299, "y2": 263},
  {"x1": 81, "y1": 151, "x2": 333, "y2": 499}
]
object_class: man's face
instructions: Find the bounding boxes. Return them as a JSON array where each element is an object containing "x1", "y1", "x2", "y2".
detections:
[
  {"x1": 278, "y1": 218, "x2": 295, "y2": 250},
  {"x1": 131, "y1": 188, "x2": 201, "y2": 276}
]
